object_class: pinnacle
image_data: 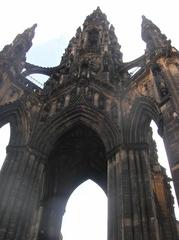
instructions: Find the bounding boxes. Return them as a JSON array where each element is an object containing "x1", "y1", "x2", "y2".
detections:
[
  {"x1": 141, "y1": 14, "x2": 170, "y2": 52},
  {"x1": 92, "y1": 6, "x2": 105, "y2": 17},
  {"x1": 21, "y1": 23, "x2": 37, "y2": 40},
  {"x1": 141, "y1": 15, "x2": 150, "y2": 26},
  {"x1": 142, "y1": 15, "x2": 147, "y2": 23},
  {"x1": 32, "y1": 23, "x2": 37, "y2": 29},
  {"x1": 83, "y1": 6, "x2": 108, "y2": 29},
  {"x1": 141, "y1": 15, "x2": 161, "y2": 33},
  {"x1": 109, "y1": 24, "x2": 115, "y2": 31},
  {"x1": 141, "y1": 15, "x2": 158, "y2": 29},
  {"x1": 95, "y1": 6, "x2": 102, "y2": 13},
  {"x1": 29, "y1": 23, "x2": 37, "y2": 33},
  {"x1": 141, "y1": 15, "x2": 153, "y2": 30}
]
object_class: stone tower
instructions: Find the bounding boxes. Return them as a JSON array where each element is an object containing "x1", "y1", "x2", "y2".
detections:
[{"x1": 0, "y1": 7, "x2": 178, "y2": 240}]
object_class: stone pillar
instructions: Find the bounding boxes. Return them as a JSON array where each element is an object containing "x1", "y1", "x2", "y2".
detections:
[
  {"x1": 38, "y1": 195, "x2": 66, "y2": 240},
  {"x1": 107, "y1": 151, "x2": 123, "y2": 240},
  {"x1": 152, "y1": 164, "x2": 178, "y2": 239},
  {"x1": 107, "y1": 145, "x2": 160, "y2": 240},
  {"x1": 0, "y1": 145, "x2": 45, "y2": 240},
  {"x1": 158, "y1": 62, "x2": 179, "y2": 205},
  {"x1": 160, "y1": 100, "x2": 179, "y2": 205}
]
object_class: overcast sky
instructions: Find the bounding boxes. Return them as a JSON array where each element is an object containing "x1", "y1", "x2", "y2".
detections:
[
  {"x1": 0, "y1": 0, "x2": 179, "y2": 62},
  {"x1": 0, "y1": 0, "x2": 179, "y2": 239}
]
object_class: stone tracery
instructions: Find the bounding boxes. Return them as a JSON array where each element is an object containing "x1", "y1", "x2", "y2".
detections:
[{"x1": 0, "y1": 7, "x2": 179, "y2": 240}]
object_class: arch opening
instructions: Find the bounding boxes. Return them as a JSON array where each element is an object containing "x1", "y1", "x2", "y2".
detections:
[
  {"x1": 128, "y1": 97, "x2": 162, "y2": 143},
  {"x1": 61, "y1": 179, "x2": 107, "y2": 240},
  {"x1": 35, "y1": 104, "x2": 121, "y2": 154},
  {"x1": 128, "y1": 98, "x2": 179, "y2": 235},
  {"x1": 45, "y1": 123, "x2": 107, "y2": 197},
  {"x1": 150, "y1": 120, "x2": 179, "y2": 219},
  {"x1": 26, "y1": 74, "x2": 48, "y2": 87},
  {"x1": 0, "y1": 123, "x2": 10, "y2": 170},
  {"x1": 87, "y1": 29, "x2": 99, "y2": 50},
  {"x1": 39, "y1": 124, "x2": 107, "y2": 240}
]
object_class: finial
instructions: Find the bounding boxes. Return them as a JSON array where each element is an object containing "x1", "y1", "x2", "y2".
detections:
[
  {"x1": 96, "y1": 6, "x2": 102, "y2": 12},
  {"x1": 31, "y1": 24, "x2": 37, "y2": 34},
  {"x1": 0, "y1": 23, "x2": 38, "y2": 74},
  {"x1": 75, "y1": 27, "x2": 81, "y2": 37},
  {"x1": 142, "y1": 15, "x2": 147, "y2": 24},
  {"x1": 141, "y1": 15, "x2": 160, "y2": 33},
  {"x1": 22, "y1": 23, "x2": 37, "y2": 39},
  {"x1": 141, "y1": 16, "x2": 171, "y2": 54},
  {"x1": 30, "y1": 23, "x2": 37, "y2": 30},
  {"x1": 33, "y1": 23, "x2": 37, "y2": 28},
  {"x1": 109, "y1": 24, "x2": 115, "y2": 32},
  {"x1": 83, "y1": 7, "x2": 108, "y2": 29}
]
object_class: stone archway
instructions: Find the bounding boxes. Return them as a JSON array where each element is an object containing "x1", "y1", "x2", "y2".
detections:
[
  {"x1": 0, "y1": 8, "x2": 178, "y2": 240},
  {"x1": 127, "y1": 96, "x2": 162, "y2": 143},
  {"x1": 38, "y1": 124, "x2": 107, "y2": 240},
  {"x1": 61, "y1": 179, "x2": 107, "y2": 240}
]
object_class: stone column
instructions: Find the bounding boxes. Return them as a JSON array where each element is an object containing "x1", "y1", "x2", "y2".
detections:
[
  {"x1": 107, "y1": 145, "x2": 160, "y2": 240},
  {"x1": 158, "y1": 62, "x2": 179, "y2": 205},
  {"x1": 38, "y1": 195, "x2": 66, "y2": 240},
  {"x1": 152, "y1": 164, "x2": 178, "y2": 239},
  {"x1": 0, "y1": 145, "x2": 45, "y2": 240},
  {"x1": 160, "y1": 105, "x2": 179, "y2": 205},
  {"x1": 107, "y1": 152, "x2": 123, "y2": 240}
]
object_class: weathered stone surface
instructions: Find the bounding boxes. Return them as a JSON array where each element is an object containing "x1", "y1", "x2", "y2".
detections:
[{"x1": 0, "y1": 7, "x2": 178, "y2": 240}]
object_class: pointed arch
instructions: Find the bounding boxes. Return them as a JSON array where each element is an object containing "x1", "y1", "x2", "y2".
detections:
[
  {"x1": 127, "y1": 96, "x2": 162, "y2": 143},
  {"x1": 63, "y1": 173, "x2": 107, "y2": 201},
  {"x1": 38, "y1": 122, "x2": 108, "y2": 240},
  {"x1": 31, "y1": 104, "x2": 121, "y2": 155},
  {"x1": 0, "y1": 123, "x2": 10, "y2": 169},
  {"x1": 61, "y1": 180, "x2": 107, "y2": 240},
  {"x1": 0, "y1": 100, "x2": 29, "y2": 146},
  {"x1": 42, "y1": 123, "x2": 107, "y2": 202}
]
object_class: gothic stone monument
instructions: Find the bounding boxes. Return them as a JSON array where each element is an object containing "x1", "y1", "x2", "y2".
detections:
[{"x1": 0, "y1": 7, "x2": 178, "y2": 240}]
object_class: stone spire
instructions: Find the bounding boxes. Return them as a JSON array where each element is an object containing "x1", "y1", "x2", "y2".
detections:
[
  {"x1": 141, "y1": 16, "x2": 171, "y2": 55},
  {"x1": 44, "y1": 8, "x2": 126, "y2": 97},
  {"x1": 83, "y1": 6, "x2": 109, "y2": 29},
  {"x1": 0, "y1": 24, "x2": 37, "y2": 74}
]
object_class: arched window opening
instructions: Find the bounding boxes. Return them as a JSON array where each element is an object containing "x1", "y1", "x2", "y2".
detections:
[
  {"x1": 87, "y1": 29, "x2": 99, "y2": 50},
  {"x1": 128, "y1": 66, "x2": 141, "y2": 77},
  {"x1": 61, "y1": 179, "x2": 107, "y2": 240},
  {"x1": 150, "y1": 120, "x2": 179, "y2": 219},
  {"x1": 26, "y1": 74, "x2": 48, "y2": 87},
  {"x1": 0, "y1": 123, "x2": 10, "y2": 170}
]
